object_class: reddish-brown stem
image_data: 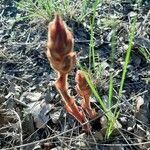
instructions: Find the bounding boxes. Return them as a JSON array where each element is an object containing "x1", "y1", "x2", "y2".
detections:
[
  {"x1": 81, "y1": 95, "x2": 96, "y2": 119},
  {"x1": 75, "y1": 70, "x2": 96, "y2": 119},
  {"x1": 55, "y1": 73, "x2": 91, "y2": 131}
]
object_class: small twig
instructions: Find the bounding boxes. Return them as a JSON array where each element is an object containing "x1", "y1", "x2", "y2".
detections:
[
  {"x1": 68, "y1": 122, "x2": 76, "y2": 149},
  {"x1": 136, "y1": 10, "x2": 150, "y2": 36},
  {"x1": 116, "y1": 128, "x2": 134, "y2": 150},
  {"x1": 13, "y1": 98, "x2": 28, "y2": 107},
  {"x1": 86, "y1": 141, "x2": 150, "y2": 147},
  {"x1": 111, "y1": 90, "x2": 148, "y2": 110},
  {"x1": 5, "y1": 75, "x2": 30, "y2": 85},
  {"x1": 12, "y1": 110, "x2": 23, "y2": 150},
  {"x1": 89, "y1": 129, "x2": 99, "y2": 149},
  {"x1": 121, "y1": 128, "x2": 148, "y2": 141}
]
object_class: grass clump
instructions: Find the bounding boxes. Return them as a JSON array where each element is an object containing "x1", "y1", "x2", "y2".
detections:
[
  {"x1": 16, "y1": 0, "x2": 79, "y2": 20},
  {"x1": 16, "y1": 0, "x2": 102, "y2": 22}
]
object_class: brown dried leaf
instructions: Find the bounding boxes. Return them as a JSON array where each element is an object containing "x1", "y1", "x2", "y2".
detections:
[{"x1": 135, "y1": 96, "x2": 144, "y2": 112}]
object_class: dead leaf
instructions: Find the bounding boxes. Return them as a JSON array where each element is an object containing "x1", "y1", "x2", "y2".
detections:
[
  {"x1": 27, "y1": 100, "x2": 52, "y2": 128},
  {"x1": 135, "y1": 96, "x2": 144, "y2": 112},
  {"x1": 26, "y1": 92, "x2": 42, "y2": 102}
]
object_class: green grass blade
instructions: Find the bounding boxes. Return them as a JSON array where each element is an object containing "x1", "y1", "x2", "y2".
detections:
[
  {"x1": 108, "y1": 74, "x2": 113, "y2": 108},
  {"x1": 108, "y1": 29, "x2": 116, "y2": 108},
  {"x1": 89, "y1": 0, "x2": 102, "y2": 70},
  {"x1": 119, "y1": 17, "x2": 137, "y2": 97},
  {"x1": 113, "y1": 17, "x2": 137, "y2": 118}
]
